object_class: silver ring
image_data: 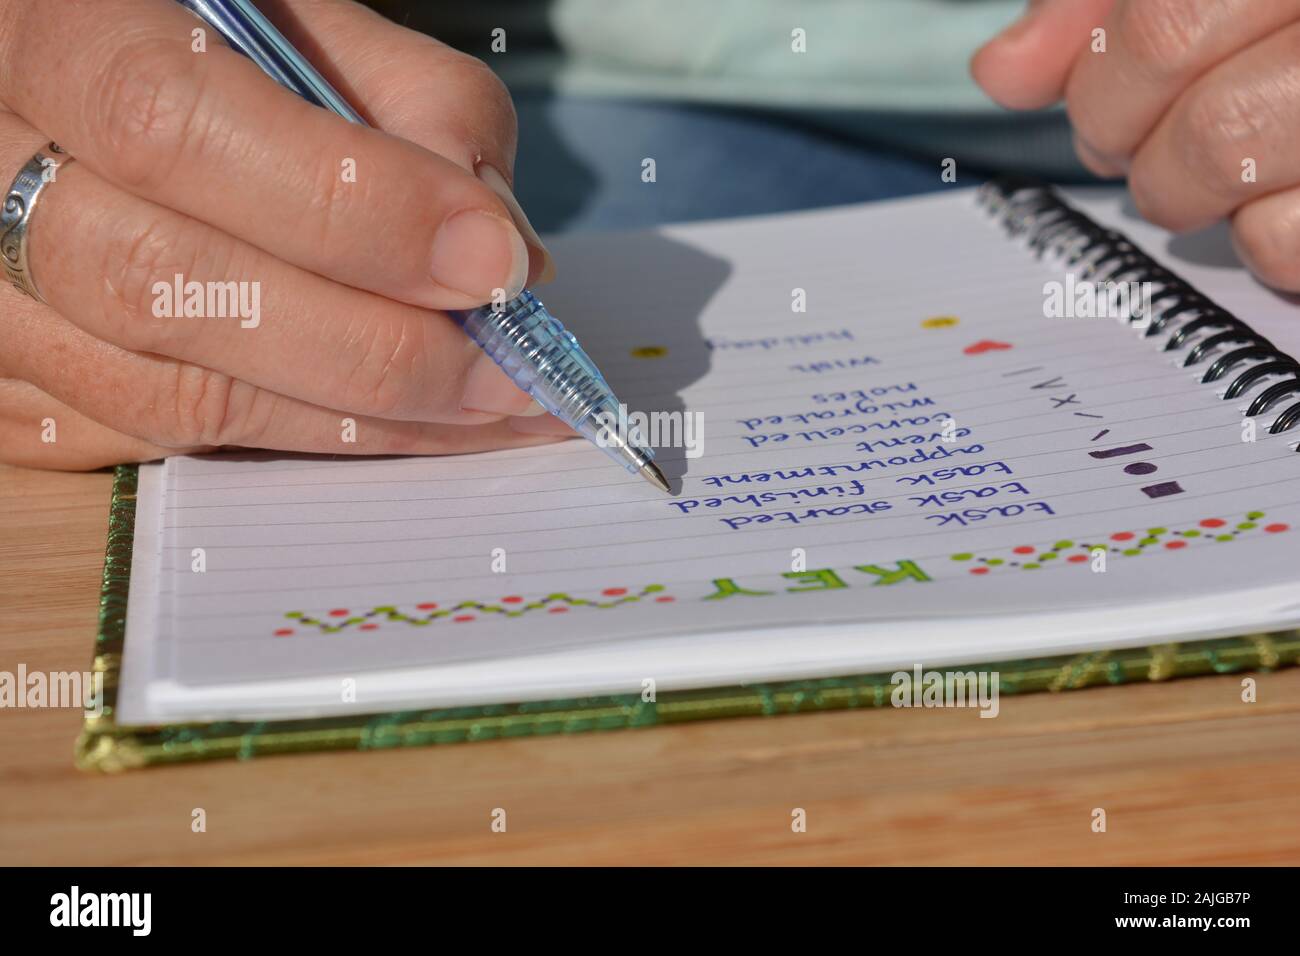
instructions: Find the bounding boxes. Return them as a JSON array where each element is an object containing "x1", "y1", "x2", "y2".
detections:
[{"x1": 1, "y1": 142, "x2": 74, "y2": 303}]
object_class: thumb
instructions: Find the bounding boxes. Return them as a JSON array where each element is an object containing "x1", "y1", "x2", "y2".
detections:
[{"x1": 971, "y1": 0, "x2": 1117, "y2": 110}]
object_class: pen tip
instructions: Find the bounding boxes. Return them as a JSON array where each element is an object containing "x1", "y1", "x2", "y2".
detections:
[{"x1": 640, "y1": 461, "x2": 672, "y2": 495}]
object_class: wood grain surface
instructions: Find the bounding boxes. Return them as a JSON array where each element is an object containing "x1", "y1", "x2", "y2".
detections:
[{"x1": 2, "y1": 463, "x2": 1298, "y2": 865}]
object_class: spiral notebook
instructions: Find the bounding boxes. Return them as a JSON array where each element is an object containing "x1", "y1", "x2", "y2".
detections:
[{"x1": 83, "y1": 179, "x2": 1300, "y2": 767}]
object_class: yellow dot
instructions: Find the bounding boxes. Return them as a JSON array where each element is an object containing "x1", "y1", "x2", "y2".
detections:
[
  {"x1": 631, "y1": 345, "x2": 668, "y2": 358},
  {"x1": 922, "y1": 316, "x2": 959, "y2": 329}
]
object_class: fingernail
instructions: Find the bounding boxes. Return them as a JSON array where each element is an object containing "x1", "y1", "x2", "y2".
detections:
[
  {"x1": 461, "y1": 352, "x2": 535, "y2": 416},
  {"x1": 431, "y1": 208, "x2": 528, "y2": 302},
  {"x1": 509, "y1": 413, "x2": 577, "y2": 437},
  {"x1": 476, "y1": 163, "x2": 557, "y2": 284}
]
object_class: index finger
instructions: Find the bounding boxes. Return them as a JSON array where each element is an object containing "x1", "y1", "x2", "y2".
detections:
[{"x1": 0, "y1": 0, "x2": 528, "y2": 309}]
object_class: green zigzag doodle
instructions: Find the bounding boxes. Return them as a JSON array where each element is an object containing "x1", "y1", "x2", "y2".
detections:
[
  {"x1": 283, "y1": 584, "x2": 669, "y2": 635},
  {"x1": 948, "y1": 509, "x2": 1288, "y2": 573}
]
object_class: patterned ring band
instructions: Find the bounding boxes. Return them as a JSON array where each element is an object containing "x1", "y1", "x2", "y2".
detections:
[{"x1": 1, "y1": 142, "x2": 74, "y2": 303}]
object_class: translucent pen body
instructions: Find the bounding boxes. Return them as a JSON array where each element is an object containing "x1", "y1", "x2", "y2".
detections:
[{"x1": 455, "y1": 294, "x2": 657, "y2": 477}]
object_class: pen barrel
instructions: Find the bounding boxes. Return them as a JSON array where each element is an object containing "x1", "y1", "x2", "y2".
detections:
[
  {"x1": 455, "y1": 292, "x2": 615, "y2": 429},
  {"x1": 177, "y1": 0, "x2": 366, "y2": 123}
]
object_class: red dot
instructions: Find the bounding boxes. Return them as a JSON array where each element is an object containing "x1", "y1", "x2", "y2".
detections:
[
  {"x1": 1012, "y1": 545, "x2": 1035, "y2": 554},
  {"x1": 1200, "y1": 518, "x2": 1225, "y2": 528},
  {"x1": 603, "y1": 587, "x2": 628, "y2": 596},
  {"x1": 970, "y1": 567, "x2": 990, "y2": 575},
  {"x1": 328, "y1": 608, "x2": 350, "y2": 617},
  {"x1": 1068, "y1": 554, "x2": 1089, "y2": 563},
  {"x1": 1111, "y1": 532, "x2": 1135, "y2": 541},
  {"x1": 654, "y1": 595, "x2": 675, "y2": 603},
  {"x1": 502, "y1": 595, "x2": 523, "y2": 604},
  {"x1": 416, "y1": 602, "x2": 438, "y2": 610},
  {"x1": 453, "y1": 614, "x2": 475, "y2": 623},
  {"x1": 548, "y1": 606, "x2": 569, "y2": 614},
  {"x1": 273, "y1": 628, "x2": 294, "y2": 637},
  {"x1": 1266, "y1": 523, "x2": 1289, "y2": 533},
  {"x1": 360, "y1": 623, "x2": 378, "y2": 631},
  {"x1": 1164, "y1": 540, "x2": 1187, "y2": 550}
]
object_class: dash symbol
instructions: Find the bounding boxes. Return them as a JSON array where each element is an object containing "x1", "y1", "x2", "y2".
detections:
[
  {"x1": 1088, "y1": 442, "x2": 1154, "y2": 460},
  {"x1": 1090, "y1": 429, "x2": 1111, "y2": 442}
]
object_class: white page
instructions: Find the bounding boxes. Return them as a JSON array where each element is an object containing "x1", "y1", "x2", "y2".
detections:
[{"x1": 119, "y1": 186, "x2": 1300, "y2": 721}]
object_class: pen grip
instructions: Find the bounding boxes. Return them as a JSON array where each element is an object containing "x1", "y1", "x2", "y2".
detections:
[{"x1": 454, "y1": 293, "x2": 614, "y2": 429}]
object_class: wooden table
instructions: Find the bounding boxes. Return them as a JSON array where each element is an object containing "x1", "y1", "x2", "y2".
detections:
[{"x1": 2, "y1": 462, "x2": 1298, "y2": 865}]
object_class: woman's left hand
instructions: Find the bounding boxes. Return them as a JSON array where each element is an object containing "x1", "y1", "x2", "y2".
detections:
[{"x1": 973, "y1": 0, "x2": 1300, "y2": 292}]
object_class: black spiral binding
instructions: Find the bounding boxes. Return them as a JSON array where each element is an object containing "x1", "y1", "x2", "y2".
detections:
[{"x1": 978, "y1": 177, "x2": 1300, "y2": 445}]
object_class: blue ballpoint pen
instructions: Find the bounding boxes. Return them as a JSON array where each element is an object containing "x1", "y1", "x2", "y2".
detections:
[{"x1": 176, "y1": 0, "x2": 670, "y2": 493}]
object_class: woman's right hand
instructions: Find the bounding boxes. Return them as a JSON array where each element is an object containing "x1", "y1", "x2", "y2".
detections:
[{"x1": 0, "y1": 0, "x2": 571, "y2": 470}]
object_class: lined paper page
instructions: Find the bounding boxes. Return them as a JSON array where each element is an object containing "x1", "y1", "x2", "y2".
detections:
[{"x1": 135, "y1": 188, "x2": 1300, "y2": 691}]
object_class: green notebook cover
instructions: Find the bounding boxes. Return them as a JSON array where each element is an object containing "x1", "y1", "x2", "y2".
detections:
[{"x1": 76, "y1": 465, "x2": 1300, "y2": 772}]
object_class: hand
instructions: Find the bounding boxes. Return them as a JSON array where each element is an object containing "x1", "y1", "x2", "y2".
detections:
[
  {"x1": 0, "y1": 0, "x2": 569, "y2": 470},
  {"x1": 971, "y1": 0, "x2": 1300, "y2": 291}
]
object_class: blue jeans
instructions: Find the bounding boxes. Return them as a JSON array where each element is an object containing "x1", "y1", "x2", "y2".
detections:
[{"x1": 511, "y1": 94, "x2": 966, "y2": 234}]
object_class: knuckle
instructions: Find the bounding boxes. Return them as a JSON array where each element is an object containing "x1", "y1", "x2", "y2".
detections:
[
  {"x1": 1118, "y1": 0, "x2": 1208, "y2": 81},
  {"x1": 161, "y1": 363, "x2": 265, "y2": 446},
  {"x1": 1175, "y1": 84, "x2": 1261, "y2": 195},
  {"x1": 303, "y1": 128, "x2": 372, "y2": 268},
  {"x1": 452, "y1": 56, "x2": 516, "y2": 128},
  {"x1": 102, "y1": 216, "x2": 195, "y2": 349},
  {"x1": 92, "y1": 37, "x2": 207, "y2": 189},
  {"x1": 339, "y1": 315, "x2": 429, "y2": 418},
  {"x1": 416, "y1": 48, "x2": 517, "y2": 150},
  {"x1": 102, "y1": 217, "x2": 247, "y2": 353}
]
